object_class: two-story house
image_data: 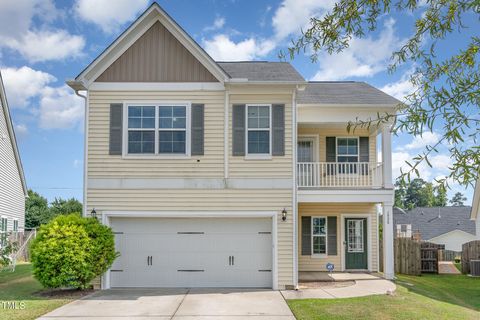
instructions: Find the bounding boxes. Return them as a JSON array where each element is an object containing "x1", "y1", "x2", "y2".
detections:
[
  {"x1": 67, "y1": 3, "x2": 396, "y2": 290},
  {"x1": 0, "y1": 71, "x2": 27, "y2": 244}
]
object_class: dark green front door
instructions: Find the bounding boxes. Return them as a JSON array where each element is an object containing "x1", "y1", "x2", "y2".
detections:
[{"x1": 345, "y1": 218, "x2": 368, "y2": 269}]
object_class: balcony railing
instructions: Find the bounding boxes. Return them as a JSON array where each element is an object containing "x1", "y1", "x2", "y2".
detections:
[{"x1": 297, "y1": 162, "x2": 383, "y2": 188}]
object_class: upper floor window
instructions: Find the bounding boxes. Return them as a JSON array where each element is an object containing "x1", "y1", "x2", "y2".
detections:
[
  {"x1": 337, "y1": 137, "x2": 358, "y2": 163},
  {"x1": 247, "y1": 105, "x2": 271, "y2": 155},
  {"x1": 126, "y1": 104, "x2": 190, "y2": 156}
]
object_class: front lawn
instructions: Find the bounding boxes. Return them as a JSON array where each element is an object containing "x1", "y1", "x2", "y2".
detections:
[
  {"x1": 0, "y1": 264, "x2": 87, "y2": 320},
  {"x1": 287, "y1": 274, "x2": 480, "y2": 320}
]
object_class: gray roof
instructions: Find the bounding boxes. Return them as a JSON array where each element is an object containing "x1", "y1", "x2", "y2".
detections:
[
  {"x1": 393, "y1": 206, "x2": 476, "y2": 240},
  {"x1": 297, "y1": 81, "x2": 401, "y2": 105},
  {"x1": 217, "y1": 61, "x2": 305, "y2": 82}
]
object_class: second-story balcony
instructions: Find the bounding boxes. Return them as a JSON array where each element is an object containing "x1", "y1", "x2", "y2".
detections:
[{"x1": 297, "y1": 162, "x2": 383, "y2": 188}]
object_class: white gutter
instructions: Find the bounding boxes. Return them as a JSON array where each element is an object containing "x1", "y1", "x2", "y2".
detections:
[
  {"x1": 73, "y1": 89, "x2": 88, "y2": 217},
  {"x1": 292, "y1": 87, "x2": 298, "y2": 289},
  {"x1": 224, "y1": 90, "x2": 229, "y2": 179}
]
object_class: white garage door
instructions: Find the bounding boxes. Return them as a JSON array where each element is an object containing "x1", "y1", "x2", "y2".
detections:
[{"x1": 109, "y1": 217, "x2": 273, "y2": 288}]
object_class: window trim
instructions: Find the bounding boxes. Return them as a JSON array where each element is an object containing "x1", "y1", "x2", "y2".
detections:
[
  {"x1": 122, "y1": 102, "x2": 192, "y2": 159},
  {"x1": 13, "y1": 219, "x2": 18, "y2": 232},
  {"x1": 245, "y1": 104, "x2": 272, "y2": 160},
  {"x1": 311, "y1": 216, "x2": 328, "y2": 257},
  {"x1": 298, "y1": 135, "x2": 319, "y2": 162},
  {"x1": 336, "y1": 136, "x2": 359, "y2": 162}
]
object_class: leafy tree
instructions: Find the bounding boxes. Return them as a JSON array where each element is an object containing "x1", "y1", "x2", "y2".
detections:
[
  {"x1": 25, "y1": 190, "x2": 51, "y2": 229},
  {"x1": 433, "y1": 185, "x2": 448, "y2": 207},
  {"x1": 49, "y1": 198, "x2": 83, "y2": 217},
  {"x1": 30, "y1": 214, "x2": 117, "y2": 289},
  {"x1": 450, "y1": 192, "x2": 467, "y2": 206},
  {"x1": 286, "y1": 0, "x2": 480, "y2": 188},
  {"x1": 395, "y1": 178, "x2": 448, "y2": 209}
]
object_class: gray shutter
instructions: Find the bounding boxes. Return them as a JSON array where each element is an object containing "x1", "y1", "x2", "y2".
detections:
[
  {"x1": 191, "y1": 104, "x2": 204, "y2": 155},
  {"x1": 301, "y1": 216, "x2": 312, "y2": 255},
  {"x1": 232, "y1": 104, "x2": 246, "y2": 156},
  {"x1": 327, "y1": 216, "x2": 337, "y2": 256},
  {"x1": 326, "y1": 137, "x2": 336, "y2": 175},
  {"x1": 109, "y1": 103, "x2": 123, "y2": 155},
  {"x1": 359, "y1": 137, "x2": 369, "y2": 175},
  {"x1": 359, "y1": 137, "x2": 369, "y2": 162},
  {"x1": 272, "y1": 104, "x2": 285, "y2": 156}
]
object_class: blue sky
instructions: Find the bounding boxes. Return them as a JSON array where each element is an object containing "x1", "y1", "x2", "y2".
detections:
[{"x1": 0, "y1": 0, "x2": 476, "y2": 203}]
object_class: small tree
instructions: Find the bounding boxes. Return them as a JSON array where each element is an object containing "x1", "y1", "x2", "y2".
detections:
[
  {"x1": 450, "y1": 192, "x2": 467, "y2": 206},
  {"x1": 30, "y1": 214, "x2": 117, "y2": 289}
]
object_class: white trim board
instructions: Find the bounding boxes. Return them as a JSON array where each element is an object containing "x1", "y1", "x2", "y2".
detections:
[
  {"x1": 89, "y1": 82, "x2": 225, "y2": 91},
  {"x1": 88, "y1": 178, "x2": 293, "y2": 189},
  {"x1": 101, "y1": 211, "x2": 278, "y2": 290}
]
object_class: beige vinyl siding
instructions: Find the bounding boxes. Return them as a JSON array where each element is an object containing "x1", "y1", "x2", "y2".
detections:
[
  {"x1": 97, "y1": 21, "x2": 217, "y2": 82},
  {"x1": 87, "y1": 188, "x2": 293, "y2": 288},
  {"x1": 0, "y1": 100, "x2": 25, "y2": 231},
  {"x1": 88, "y1": 90, "x2": 225, "y2": 178},
  {"x1": 297, "y1": 127, "x2": 377, "y2": 163},
  {"x1": 229, "y1": 94, "x2": 293, "y2": 178},
  {"x1": 298, "y1": 203, "x2": 378, "y2": 272}
]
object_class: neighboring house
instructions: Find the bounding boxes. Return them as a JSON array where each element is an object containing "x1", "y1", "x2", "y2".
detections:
[
  {"x1": 393, "y1": 206, "x2": 479, "y2": 251},
  {"x1": 0, "y1": 70, "x2": 27, "y2": 245},
  {"x1": 67, "y1": 3, "x2": 397, "y2": 290}
]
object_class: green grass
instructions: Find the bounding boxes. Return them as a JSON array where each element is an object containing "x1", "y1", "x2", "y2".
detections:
[
  {"x1": 0, "y1": 264, "x2": 79, "y2": 320},
  {"x1": 287, "y1": 274, "x2": 480, "y2": 320},
  {"x1": 454, "y1": 262, "x2": 462, "y2": 272}
]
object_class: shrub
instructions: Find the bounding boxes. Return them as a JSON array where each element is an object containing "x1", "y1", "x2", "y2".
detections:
[{"x1": 30, "y1": 214, "x2": 117, "y2": 289}]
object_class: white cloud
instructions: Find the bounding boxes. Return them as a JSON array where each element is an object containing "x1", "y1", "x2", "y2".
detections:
[
  {"x1": 382, "y1": 71, "x2": 416, "y2": 101},
  {"x1": 39, "y1": 85, "x2": 84, "y2": 129},
  {"x1": 4, "y1": 30, "x2": 85, "y2": 63},
  {"x1": 14, "y1": 124, "x2": 28, "y2": 136},
  {"x1": 1, "y1": 66, "x2": 56, "y2": 108},
  {"x1": 403, "y1": 132, "x2": 440, "y2": 150},
  {"x1": 203, "y1": 35, "x2": 275, "y2": 61},
  {"x1": 75, "y1": 0, "x2": 149, "y2": 34},
  {"x1": 202, "y1": 0, "x2": 335, "y2": 61},
  {"x1": 204, "y1": 17, "x2": 226, "y2": 32},
  {"x1": 312, "y1": 19, "x2": 403, "y2": 80},
  {"x1": 2, "y1": 66, "x2": 83, "y2": 130},
  {"x1": 73, "y1": 159, "x2": 82, "y2": 169},
  {"x1": 272, "y1": 0, "x2": 335, "y2": 40},
  {"x1": 0, "y1": 0, "x2": 85, "y2": 63}
]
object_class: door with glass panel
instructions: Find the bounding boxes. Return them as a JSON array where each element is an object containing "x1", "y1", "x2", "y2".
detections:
[
  {"x1": 297, "y1": 138, "x2": 315, "y2": 186},
  {"x1": 345, "y1": 218, "x2": 368, "y2": 269}
]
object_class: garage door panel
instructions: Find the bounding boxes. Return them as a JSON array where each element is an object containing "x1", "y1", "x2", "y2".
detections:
[{"x1": 110, "y1": 217, "x2": 273, "y2": 288}]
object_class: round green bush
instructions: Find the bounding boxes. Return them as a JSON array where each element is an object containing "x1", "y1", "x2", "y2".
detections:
[{"x1": 30, "y1": 214, "x2": 117, "y2": 289}]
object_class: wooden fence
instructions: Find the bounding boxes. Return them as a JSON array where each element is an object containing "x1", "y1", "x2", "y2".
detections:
[
  {"x1": 394, "y1": 238, "x2": 421, "y2": 275},
  {"x1": 421, "y1": 242, "x2": 444, "y2": 273},
  {"x1": 461, "y1": 240, "x2": 480, "y2": 274}
]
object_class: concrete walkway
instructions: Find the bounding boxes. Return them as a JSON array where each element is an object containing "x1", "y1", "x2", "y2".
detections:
[
  {"x1": 438, "y1": 261, "x2": 461, "y2": 274},
  {"x1": 39, "y1": 288, "x2": 295, "y2": 319},
  {"x1": 282, "y1": 279, "x2": 396, "y2": 299}
]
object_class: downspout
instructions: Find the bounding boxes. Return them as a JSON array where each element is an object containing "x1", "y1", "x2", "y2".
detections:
[
  {"x1": 292, "y1": 87, "x2": 298, "y2": 289},
  {"x1": 224, "y1": 89, "x2": 229, "y2": 180},
  {"x1": 74, "y1": 90, "x2": 88, "y2": 217}
]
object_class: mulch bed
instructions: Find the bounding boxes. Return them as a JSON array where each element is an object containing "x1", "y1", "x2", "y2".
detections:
[{"x1": 34, "y1": 288, "x2": 96, "y2": 299}]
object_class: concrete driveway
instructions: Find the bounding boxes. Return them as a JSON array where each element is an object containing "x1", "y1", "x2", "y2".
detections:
[{"x1": 39, "y1": 288, "x2": 295, "y2": 319}]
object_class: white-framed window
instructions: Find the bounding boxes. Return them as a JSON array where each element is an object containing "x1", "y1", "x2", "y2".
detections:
[
  {"x1": 124, "y1": 103, "x2": 191, "y2": 157},
  {"x1": 311, "y1": 216, "x2": 327, "y2": 255},
  {"x1": 0, "y1": 217, "x2": 7, "y2": 247},
  {"x1": 336, "y1": 137, "x2": 359, "y2": 163},
  {"x1": 347, "y1": 219, "x2": 364, "y2": 253},
  {"x1": 246, "y1": 104, "x2": 271, "y2": 157},
  {"x1": 13, "y1": 219, "x2": 18, "y2": 232}
]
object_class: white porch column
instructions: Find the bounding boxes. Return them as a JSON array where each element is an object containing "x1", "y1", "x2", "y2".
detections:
[
  {"x1": 381, "y1": 124, "x2": 393, "y2": 189},
  {"x1": 382, "y1": 202, "x2": 394, "y2": 280}
]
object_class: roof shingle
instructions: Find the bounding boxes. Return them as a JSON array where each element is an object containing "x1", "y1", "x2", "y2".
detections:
[
  {"x1": 297, "y1": 81, "x2": 401, "y2": 105},
  {"x1": 217, "y1": 61, "x2": 305, "y2": 82},
  {"x1": 393, "y1": 206, "x2": 476, "y2": 240}
]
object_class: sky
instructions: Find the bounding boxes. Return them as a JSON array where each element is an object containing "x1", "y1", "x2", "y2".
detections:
[{"x1": 0, "y1": 0, "x2": 476, "y2": 203}]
